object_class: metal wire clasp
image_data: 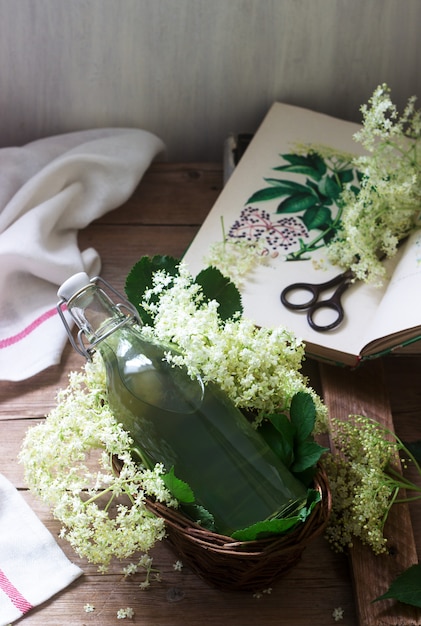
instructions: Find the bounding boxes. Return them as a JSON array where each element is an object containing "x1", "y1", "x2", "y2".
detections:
[{"x1": 56, "y1": 275, "x2": 141, "y2": 361}]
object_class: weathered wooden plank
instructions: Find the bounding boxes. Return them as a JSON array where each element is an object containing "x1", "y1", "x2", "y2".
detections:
[
  {"x1": 78, "y1": 223, "x2": 201, "y2": 293},
  {"x1": 320, "y1": 359, "x2": 421, "y2": 626},
  {"x1": 384, "y1": 356, "x2": 421, "y2": 419},
  {"x1": 93, "y1": 163, "x2": 222, "y2": 226}
]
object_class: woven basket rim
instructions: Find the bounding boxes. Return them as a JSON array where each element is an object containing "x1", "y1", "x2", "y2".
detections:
[
  {"x1": 144, "y1": 464, "x2": 331, "y2": 555},
  {"x1": 113, "y1": 456, "x2": 331, "y2": 590}
]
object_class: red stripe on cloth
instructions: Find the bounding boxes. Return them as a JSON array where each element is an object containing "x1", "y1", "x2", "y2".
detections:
[
  {"x1": 0, "y1": 307, "x2": 59, "y2": 349},
  {"x1": 0, "y1": 568, "x2": 33, "y2": 614}
]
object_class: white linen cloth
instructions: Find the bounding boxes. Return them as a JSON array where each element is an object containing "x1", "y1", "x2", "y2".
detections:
[
  {"x1": 0, "y1": 474, "x2": 83, "y2": 624},
  {"x1": 0, "y1": 128, "x2": 165, "y2": 381}
]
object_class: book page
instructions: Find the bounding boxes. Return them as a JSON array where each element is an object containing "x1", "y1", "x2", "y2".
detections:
[
  {"x1": 183, "y1": 102, "x2": 414, "y2": 363},
  {"x1": 360, "y1": 231, "x2": 421, "y2": 354}
]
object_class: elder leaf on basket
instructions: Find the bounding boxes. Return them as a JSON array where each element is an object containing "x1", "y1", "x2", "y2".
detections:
[
  {"x1": 162, "y1": 466, "x2": 195, "y2": 503},
  {"x1": 162, "y1": 467, "x2": 216, "y2": 531},
  {"x1": 259, "y1": 391, "x2": 328, "y2": 486},
  {"x1": 231, "y1": 486, "x2": 321, "y2": 542}
]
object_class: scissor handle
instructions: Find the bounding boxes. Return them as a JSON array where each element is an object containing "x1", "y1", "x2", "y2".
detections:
[
  {"x1": 281, "y1": 270, "x2": 353, "y2": 332},
  {"x1": 306, "y1": 295, "x2": 345, "y2": 332},
  {"x1": 280, "y1": 282, "x2": 319, "y2": 310},
  {"x1": 280, "y1": 271, "x2": 349, "y2": 310}
]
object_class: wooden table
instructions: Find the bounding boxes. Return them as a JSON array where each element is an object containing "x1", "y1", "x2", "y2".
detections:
[{"x1": 1, "y1": 163, "x2": 421, "y2": 625}]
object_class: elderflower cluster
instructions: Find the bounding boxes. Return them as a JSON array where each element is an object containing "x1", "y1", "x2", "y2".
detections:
[
  {"x1": 140, "y1": 263, "x2": 327, "y2": 427},
  {"x1": 205, "y1": 238, "x2": 268, "y2": 287},
  {"x1": 19, "y1": 359, "x2": 176, "y2": 571},
  {"x1": 327, "y1": 84, "x2": 421, "y2": 285},
  {"x1": 323, "y1": 415, "x2": 421, "y2": 555}
]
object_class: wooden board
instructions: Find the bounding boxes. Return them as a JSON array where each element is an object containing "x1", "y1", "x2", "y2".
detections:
[{"x1": 321, "y1": 359, "x2": 421, "y2": 626}]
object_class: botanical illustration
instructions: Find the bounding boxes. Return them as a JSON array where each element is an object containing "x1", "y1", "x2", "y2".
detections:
[{"x1": 228, "y1": 150, "x2": 361, "y2": 261}]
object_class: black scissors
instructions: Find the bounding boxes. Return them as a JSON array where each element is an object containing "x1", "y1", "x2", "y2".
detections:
[{"x1": 280, "y1": 269, "x2": 355, "y2": 332}]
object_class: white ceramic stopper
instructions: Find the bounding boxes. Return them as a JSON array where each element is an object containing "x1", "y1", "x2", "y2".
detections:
[{"x1": 58, "y1": 272, "x2": 91, "y2": 301}]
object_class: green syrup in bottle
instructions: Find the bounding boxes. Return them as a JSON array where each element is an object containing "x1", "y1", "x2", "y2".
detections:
[{"x1": 58, "y1": 273, "x2": 307, "y2": 536}]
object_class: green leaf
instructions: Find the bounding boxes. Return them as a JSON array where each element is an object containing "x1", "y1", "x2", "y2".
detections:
[
  {"x1": 374, "y1": 564, "x2": 421, "y2": 608},
  {"x1": 259, "y1": 414, "x2": 295, "y2": 468},
  {"x1": 291, "y1": 440, "x2": 328, "y2": 473},
  {"x1": 162, "y1": 467, "x2": 195, "y2": 503},
  {"x1": 231, "y1": 488, "x2": 321, "y2": 541},
  {"x1": 264, "y1": 178, "x2": 312, "y2": 193},
  {"x1": 125, "y1": 255, "x2": 179, "y2": 324},
  {"x1": 301, "y1": 205, "x2": 333, "y2": 231},
  {"x1": 276, "y1": 193, "x2": 318, "y2": 214},
  {"x1": 181, "y1": 503, "x2": 216, "y2": 531},
  {"x1": 247, "y1": 181, "x2": 306, "y2": 204},
  {"x1": 290, "y1": 392, "x2": 316, "y2": 442},
  {"x1": 338, "y1": 168, "x2": 355, "y2": 184},
  {"x1": 277, "y1": 153, "x2": 327, "y2": 177},
  {"x1": 231, "y1": 515, "x2": 299, "y2": 541},
  {"x1": 194, "y1": 266, "x2": 242, "y2": 321},
  {"x1": 318, "y1": 175, "x2": 342, "y2": 199},
  {"x1": 272, "y1": 164, "x2": 323, "y2": 181}
]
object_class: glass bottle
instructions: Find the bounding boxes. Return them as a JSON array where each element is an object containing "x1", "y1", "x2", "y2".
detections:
[{"x1": 57, "y1": 272, "x2": 307, "y2": 536}]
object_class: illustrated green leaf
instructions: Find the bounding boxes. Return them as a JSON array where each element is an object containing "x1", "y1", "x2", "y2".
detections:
[
  {"x1": 162, "y1": 467, "x2": 195, "y2": 503},
  {"x1": 125, "y1": 255, "x2": 179, "y2": 324},
  {"x1": 374, "y1": 564, "x2": 421, "y2": 608},
  {"x1": 194, "y1": 266, "x2": 242, "y2": 321},
  {"x1": 318, "y1": 175, "x2": 342, "y2": 199},
  {"x1": 264, "y1": 178, "x2": 310, "y2": 192},
  {"x1": 290, "y1": 392, "x2": 316, "y2": 442},
  {"x1": 276, "y1": 153, "x2": 327, "y2": 177},
  {"x1": 301, "y1": 205, "x2": 333, "y2": 231},
  {"x1": 259, "y1": 414, "x2": 295, "y2": 468},
  {"x1": 291, "y1": 440, "x2": 327, "y2": 473},
  {"x1": 247, "y1": 186, "x2": 291, "y2": 204},
  {"x1": 247, "y1": 179, "x2": 310, "y2": 204},
  {"x1": 277, "y1": 154, "x2": 311, "y2": 166},
  {"x1": 338, "y1": 168, "x2": 355, "y2": 184},
  {"x1": 272, "y1": 164, "x2": 323, "y2": 180},
  {"x1": 277, "y1": 193, "x2": 318, "y2": 214}
]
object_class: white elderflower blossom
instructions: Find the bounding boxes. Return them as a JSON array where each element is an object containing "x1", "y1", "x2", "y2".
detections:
[
  {"x1": 19, "y1": 357, "x2": 175, "y2": 571},
  {"x1": 327, "y1": 84, "x2": 421, "y2": 285},
  {"x1": 205, "y1": 237, "x2": 269, "y2": 287},
  {"x1": 332, "y1": 606, "x2": 344, "y2": 621},
  {"x1": 140, "y1": 263, "x2": 326, "y2": 428},
  {"x1": 117, "y1": 607, "x2": 135, "y2": 619},
  {"x1": 323, "y1": 415, "x2": 421, "y2": 555}
]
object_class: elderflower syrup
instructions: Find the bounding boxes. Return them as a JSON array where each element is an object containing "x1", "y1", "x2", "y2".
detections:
[{"x1": 57, "y1": 273, "x2": 307, "y2": 536}]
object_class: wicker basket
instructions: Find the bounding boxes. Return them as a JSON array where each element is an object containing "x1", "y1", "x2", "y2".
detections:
[{"x1": 145, "y1": 467, "x2": 331, "y2": 592}]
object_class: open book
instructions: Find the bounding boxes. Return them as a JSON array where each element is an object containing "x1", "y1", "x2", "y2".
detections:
[{"x1": 183, "y1": 102, "x2": 421, "y2": 367}]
